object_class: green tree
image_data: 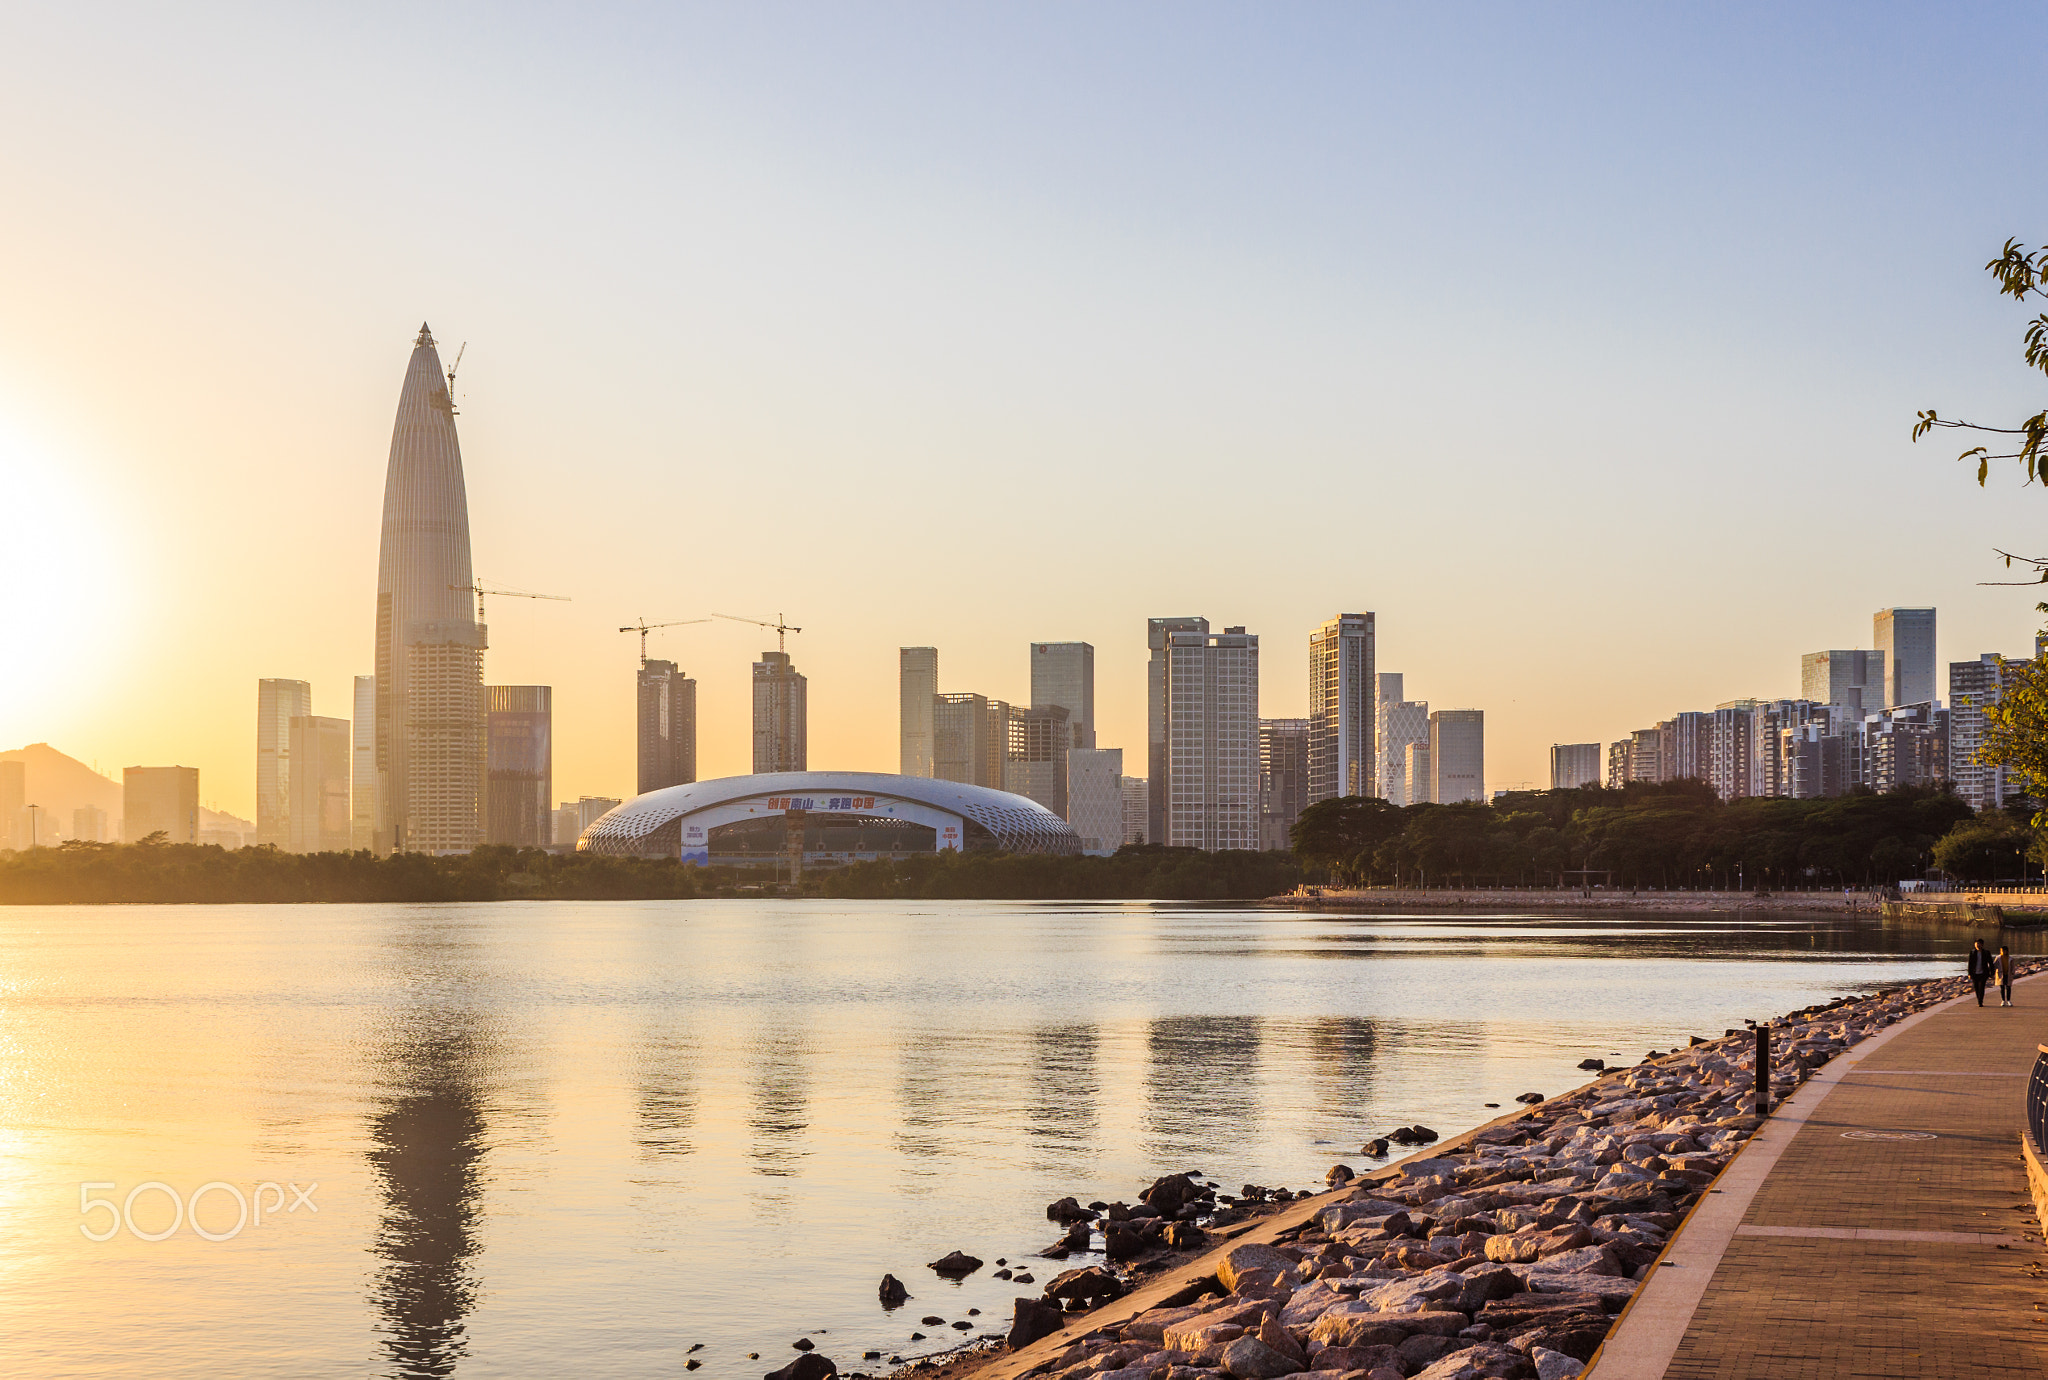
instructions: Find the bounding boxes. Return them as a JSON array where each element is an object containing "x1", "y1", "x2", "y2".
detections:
[
  {"x1": 1289, "y1": 796, "x2": 1403, "y2": 879},
  {"x1": 1914, "y1": 239, "x2": 2048, "y2": 508},
  {"x1": 1931, "y1": 812, "x2": 2035, "y2": 881}
]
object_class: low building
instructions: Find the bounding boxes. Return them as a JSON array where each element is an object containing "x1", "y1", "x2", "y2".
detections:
[
  {"x1": 1259, "y1": 718, "x2": 1311, "y2": 851},
  {"x1": 1549, "y1": 743, "x2": 1601, "y2": 790},
  {"x1": 1066, "y1": 747, "x2": 1124, "y2": 856}
]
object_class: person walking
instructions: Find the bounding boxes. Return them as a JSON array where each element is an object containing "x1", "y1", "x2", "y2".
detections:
[
  {"x1": 1996, "y1": 944, "x2": 2015, "y2": 1007},
  {"x1": 1968, "y1": 939, "x2": 1993, "y2": 1006}
]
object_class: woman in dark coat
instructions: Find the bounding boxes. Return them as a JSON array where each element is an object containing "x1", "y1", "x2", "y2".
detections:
[
  {"x1": 1996, "y1": 944, "x2": 2015, "y2": 1007},
  {"x1": 1968, "y1": 939, "x2": 1993, "y2": 1006}
]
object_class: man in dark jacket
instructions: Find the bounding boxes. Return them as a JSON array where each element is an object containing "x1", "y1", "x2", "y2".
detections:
[{"x1": 1968, "y1": 939, "x2": 1994, "y2": 1006}]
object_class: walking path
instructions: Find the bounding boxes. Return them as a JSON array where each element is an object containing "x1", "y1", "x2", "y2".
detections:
[{"x1": 1591, "y1": 974, "x2": 2048, "y2": 1379}]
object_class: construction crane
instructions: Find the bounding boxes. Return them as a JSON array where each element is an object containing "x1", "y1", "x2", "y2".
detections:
[
  {"x1": 619, "y1": 617, "x2": 711, "y2": 665},
  {"x1": 714, "y1": 611, "x2": 802, "y2": 652},
  {"x1": 450, "y1": 580, "x2": 570, "y2": 622},
  {"x1": 444, "y1": 342, "x2": 467, "y2": 414}
]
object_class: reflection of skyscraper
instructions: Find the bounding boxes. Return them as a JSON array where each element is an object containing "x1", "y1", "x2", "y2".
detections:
[
  {"x1": 374, "y1": 324, "x2": 485, "y2": 854},
  {"x1": 366, "y1": 1021, "x2": 488, "y2": 1378},
  {"x1": 485, "y1": 686, "x2": 552, "y2": 846},
  {"x1": 636, "y1": 660, "x2": 696, "y2": 794},
  {"x1": 257, "y1": 678, "x2": 312, "y2": 848},
  {"x1": 751, "y1": 651, "x2": 807, "y2": 773}
]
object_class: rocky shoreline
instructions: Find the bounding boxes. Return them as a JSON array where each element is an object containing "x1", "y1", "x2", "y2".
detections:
[{"x1": 789, "y1": 962, "x2": 2038, "y2": 1380}]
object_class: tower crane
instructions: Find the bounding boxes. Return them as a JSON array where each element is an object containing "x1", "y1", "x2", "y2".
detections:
[
  {"x1": 619, "y1": 617, "x2": 711, "y2": 665},
  {"x1": 713, "y1": 611, "x2": 802, "y2": 652},
  {"x1": 450, "y1": 580, "x2": 570, "y2": 622},
  {"x1": 444, "y1": 342, "x2": 467, "y2": 414}
]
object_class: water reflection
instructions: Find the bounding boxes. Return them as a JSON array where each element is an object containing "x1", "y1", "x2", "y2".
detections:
[
  {"x1": 636, "y1": 1016, "x2": 700, "y2": 1160},
  {"x1": 1027, "y1": 1023, "x2": 1101, "y2": 1150},
  {"x1": 365, "y1": 1021, "x2": 489, "y2": 1380},
  {"x1": 1143, "y1": 1016, "x2": 1262, "y2": 1165},
  {"x1": 748, "y1": 1024, "x2": 812, "y2": 1177},
  {"x1": 1293, "y1": 1016, "x2": 1380, "y2": 1121}
]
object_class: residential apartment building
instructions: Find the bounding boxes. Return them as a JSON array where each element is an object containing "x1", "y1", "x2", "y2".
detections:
[
  {"x1": 1950, "y1": 654, "x2": 2016, "y2": 810},
  {"x1": 935, "y1": 692, "x2": 1010, "y2": 788},
  {"x1": 1308, "y1": 613, "x2": 1374, "y2": 802},
  {"x1": 72, "y1": 805, "x2": 108, "y2": 843},
  {"x1": 1430, "y1": 710, "x2": 1484, "y2": 803},
  {"x1": 1161, "y1": 624, "x2": 1259, "y2": 850},
  {"x1": 751, "y1": 651, "x2": 807, "y2": 773},
  {"x1": 1258, "y1": 717, "x2": 1312, "y2": 851},
  {"x1": 1405, "y1": 741, "x2": 1433, "y2": 805},
  {"x1": 351, "y1": 675, "x2": 375, "y2": 849},
  {"x1": 124, "y1": 766, "x2": 199, "y2": 844},
  {"x1": 1146, "y1": 616, "x2": 1209, "y2": 844},
  {"x1": 637, "y1": 660, "x2": 697, "y2": 794},
  {"x1": 1801, "y1": 650, "x2": 1886, "y2": 716},
  {"x1": 1120, "y1": 776, "x2": 1148, "y2": 846},
  {"x1": 1005, "y1": 704, "x2": 1072, "y2": 816}
]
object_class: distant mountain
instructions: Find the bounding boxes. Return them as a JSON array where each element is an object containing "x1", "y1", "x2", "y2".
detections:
[{"x1": 0, "y1": 744, "x2": 253, "y2": 841}]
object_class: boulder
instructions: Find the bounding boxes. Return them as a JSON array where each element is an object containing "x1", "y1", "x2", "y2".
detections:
[
  {"x1": 1049, "y1": 1197, "x2": 1096, "y2": 1225},
  {"x1": 1310, "y1": 1345, "x2": 1401, "y2": 1373},
  {"x1": 1144, "y1": 1174, "x2": 1203, "y2": 1217},
  {"x1": 1306, "y1": 1306, "x2": 1407, "y2": 1350},
  {"x1": 1278, "y1": 1281, "x2": 1350, "y2": 1331},
  {"x1": 1166, "y1": 1322, "x2": 1247, "y2": 1362},
  {"x1": 928, "y1": 1251, "x2": 984, "y2": 1277},
  {"x1": 1576, "y1": 1059, "x2": 1605, "y2": 1072},
  {"x1": 1219, "y1": 1336, "x2": 1301, "y2": 1379},
  {"x1": 1397, "y1": 1335, "x2": 1455, "y2": 1370},
  {"x1": 1219, "y1": 1245, "x2": 1301, "y2": 1293},
  {"x1": 1529, "y1": 1246, "x2": 1620, "y2": 1278},
  {"x1": 879, "y1": 1274, "x2": 909, "y2": 1306},
  {"x1": 1363, "y1": 1138, "x2": 1391, "y2": 1158},
  {"x1": 1124, "y1": 1302, "x2": 1220, "y2": 1345},
  {"x1": 1045, "y1": 1266, "x2": 1127, "y2": 1306},
  {"x1": 1164, "y1": 1222, "x2": 1209, "y2": 1251},
  {"x1": 1104, "y1": 1224, "x2": 1146, "y2": 1262},
  {"x1": 1515, "y1": 1093, "x2": 1545, "y2": 1105},
  {"x1": 1326, "y1": 1165, "x2": 1356, "y2": 1187},
  {"x1": 1483, "y1": 1236, "x2": 1540, "y2": 1265},
  {"x1": 1255, "y1": 1313, "x2": 1307, "y2": 1369},
  {"x1": 1476, "y1": 1293, "x2": 1608, "y2": 1332},
  {"x1": 1409, "y1": 1343, "x2": 1526, "y2": 1379},
  {"x1": 1531, "y1": 1347, "x2": 1584, "y2": 1380},
  {"x1": 765, "y1": 1356, "x2": 837, "y2": 1380}
]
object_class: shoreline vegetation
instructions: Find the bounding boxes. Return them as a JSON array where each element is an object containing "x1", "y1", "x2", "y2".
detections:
[
  {"x1": 848, "y1": 967, "x2": 2024, "y2": 1380},
  {"x1": 0, "y1": 779, "x2": 2027, "y2": 906}
]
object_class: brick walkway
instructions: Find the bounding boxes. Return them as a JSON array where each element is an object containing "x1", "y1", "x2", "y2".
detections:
[{"x1": 1593, "y1": 977, "x2": 2048, "y2": 1379}]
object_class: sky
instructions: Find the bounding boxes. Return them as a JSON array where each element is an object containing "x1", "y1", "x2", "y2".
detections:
[{"x1": 3, "y1": 3, "x2": 2048, "y2": 820}]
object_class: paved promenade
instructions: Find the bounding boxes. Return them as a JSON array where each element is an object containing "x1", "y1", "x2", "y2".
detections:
[{"x1": 1592, "y1": 975, "x2": 2048, "y2": 1379}]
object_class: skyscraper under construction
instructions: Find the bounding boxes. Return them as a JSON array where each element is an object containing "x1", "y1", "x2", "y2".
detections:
[{"x1": 373, "y1": 324, "x2": 486, "y2": 853}]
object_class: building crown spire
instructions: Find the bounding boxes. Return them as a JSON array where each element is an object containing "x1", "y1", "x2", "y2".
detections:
[{"x1": 415, "y1": 321, "x2": 435, "y2": 347}]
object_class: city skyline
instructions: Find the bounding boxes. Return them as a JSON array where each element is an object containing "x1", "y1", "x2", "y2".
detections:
[{"x1": 6, "y1": 9, "x2": 2048, "y2": 819}]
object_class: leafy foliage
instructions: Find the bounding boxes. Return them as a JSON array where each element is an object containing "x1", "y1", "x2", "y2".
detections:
[
  {"x1": 1290, "y1": 783, "x2": 1975, "y2": 889},
  {"x1": 1929, "y1": 809, "x2": 2038, "y2": 881},
  {"x1": 0, "y1": 842, "x2": 704, "y2": 905}
]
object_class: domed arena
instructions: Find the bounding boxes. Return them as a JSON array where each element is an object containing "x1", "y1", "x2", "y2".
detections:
[{"x1": 576, "y1": 771, "x2": 1082, "y2": 865}]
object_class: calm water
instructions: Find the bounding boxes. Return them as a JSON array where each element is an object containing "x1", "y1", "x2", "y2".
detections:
[{"x1": 0, "y1": 900, "x2": 2018, "y2": 1377}]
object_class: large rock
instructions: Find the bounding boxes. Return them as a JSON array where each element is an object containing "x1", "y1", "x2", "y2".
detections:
[
  {"x1": 1219, "y1": 1244, "x2": 1300, "y2": 1293},
  {"x1": 1255, "y1": 1313, "x2": 1306, "y2": 1369},
  {"x1": 879, "y1": 1274, "x2": 909, "y2": 1306},
  {"x1": 1278, "y1": 1281, "x2": 1350, "y2": 1332},
  {"x1": 1009, "y1": 1297, "x2": 1066, "y2": 1350},
  {"x1": 1103, "y1": 1224, "x2": 1145, "y2": 1262},
  {"x1": 1531, "y1": 1347, "x2": 1585, "y2": 1380},
  {"x1": 1219, "y1": 1336, "x2": 1302, "y2": 1379},
  {"x1": 1355, "y1": 1271, "x2": 1468, "y2": 1314},
  {"x1": 1528, "y1": 1246, "x2": 1621, "y2": 1278},
  {"x1": 928, "y1": 1250, "x2": 984, "y2": 1277},
  {"x1": 1476, "y1": 1293, "x2": 1609, "y2": 1332},
  {"x1": 1409, "y1": 1342, "x2": 1526, "y2": 1379},
  {"x1": 1048, "y1": 1197, "x2": 1094, "y2": 1224},
  {"x1": 1165, "y1": 1322, "x2": 1247, "y2": 1363},
  {"x1": 1045, "y1": 1267, "x2": 1127, "y2": 1306},
  {"x1": 1310, "y1": 1345, "x2": 1401, "y2": 1373},
  {"x1": 1144, "y1": 1174, "x2": 1203, "y2": 1217},
  {"x1": 1306, "y1": 1305, "x2": 1407, "y2": 1350},
  {"x1": 1124, "y1": 1302, "x2": 1219, "y2": 1345},
  {"x1": 1397, "y1": 1335, "x2": 1456, "y2": 1370},
  {"x1": 765, "y1": 1356, "x2": 837, "y2": 1380},
  {"x1": 1484, "y1": 1235, "x2": 1540, "y2": 1265}
]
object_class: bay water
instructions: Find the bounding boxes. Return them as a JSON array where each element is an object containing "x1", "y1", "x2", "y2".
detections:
[{"x1": 0, "y1": 899, "x2": 2019, "y2": 1377}]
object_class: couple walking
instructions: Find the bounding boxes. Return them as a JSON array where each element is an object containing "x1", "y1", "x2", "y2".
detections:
[{"x1": 1967, "y1": 939, "x2": 2016, "y2": 1007}]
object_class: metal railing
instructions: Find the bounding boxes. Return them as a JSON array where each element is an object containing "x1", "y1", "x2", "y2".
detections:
[{"x1": 2030, "y1": 1045, "x2": 2048, "y2": 1159}]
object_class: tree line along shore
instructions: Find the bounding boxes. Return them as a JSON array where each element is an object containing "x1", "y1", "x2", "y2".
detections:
[{"x1": 0, "y1": 778, "x2": 2028, "y2": 904}]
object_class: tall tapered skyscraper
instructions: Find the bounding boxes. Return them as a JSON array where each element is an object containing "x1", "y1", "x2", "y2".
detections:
[{"x1": 374, "y1": 324, "x2": 486, "y2": 854}]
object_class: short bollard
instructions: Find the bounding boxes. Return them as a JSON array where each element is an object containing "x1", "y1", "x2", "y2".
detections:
[{"x1": 1756, "y1": 1023, "x2": 1771, "y2": 1115}]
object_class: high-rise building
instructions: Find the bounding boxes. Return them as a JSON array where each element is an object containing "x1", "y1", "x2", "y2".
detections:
[
  {"x1": 1706, "y1": 701, "x2": 1758, "y2": 800},
  {"x1": 1801, "y1": 650, "x2": 1885, "y2": 717},
  {"x1": 934, "y1": 692, "x2": 1011, "y2": 787},
  {"x1": 1120, "y1": 776, "x2": 1149, "y2": 845},
  {"x1": 1670, "y1": 711, "x2": 1713, "y2": 781},
  {"x1": 1162, "y1": 625, "x2": 1259, "y2": 850},
  {"x1": 555, "y1": 795, "x2": 621, "y2": 847},
  {"x1": 256, "y1": 678, "x2": 313, "y2": 848},
  {"x1": 1308, "y1": 613, "x2": 1375, "y2": 802},
  {"x1": 900, "y1": 647, "x2": 939, "y2": 776},
  {"x1": 1005, "y1": 704, "x2": 1073, "y2": 815},
  {"x1": 124, "y1": 766, "x2": 199, "y2": 844},
  {"x1": 1550, "y1": 743, "x2": 1602, "y2": 790},
  {"x1": 1066, "y1": 747, "x2": 1124, "y2": 856},
  {"x1": 1873, "y1": 607, "x2": 1937, "y2": 708},
  {"x1": 287, "y1": 716, "x2": 352, "y2": 853},
  {"x1": 1030, "y1": 642, "x2": 1096, "y2": 749},
  {"x1": 1258, "y1": 718, "x2": 1312, "y2": 851},
  {"x1": 1147, "y1": 617, "x2": 1209, "y2": 846},
  {"x1": 351, "y1": 675, "x2": 375, "y2": 849},
  {"x1": 72, "y1": 805, "x2": 108, "y2": 843},
  {"x1": 1429, "y1": 710, "x2": 1484, "y2": 804},
  {"x1": 1378, "y1": 689, "x2": 1430, "y2": 805},
  {"x1": 637, "y1": 660, "x2": 697, "y2": 794},
  {"x1": 374, "y1": 324, "x2": 486, "y2": 855},
  {"x1": 0, "y1": 759, "x2": 23, "y2": 850},
  {"x1": 1950, "y1": 655, "x2": 2016, "y2": 810},
  {"x1": 1405, "y1": 741, "x2": 1433, "y2": 805},
  {"x1": 751, "y1": 650, "x2": 807, "y2": 773},
  {"x1": 1864, "y1": 703, "x2": 1948, "y2": 792},
  {"x1": 486, "y1": 686, "x2": 553, "y2": 846}
]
